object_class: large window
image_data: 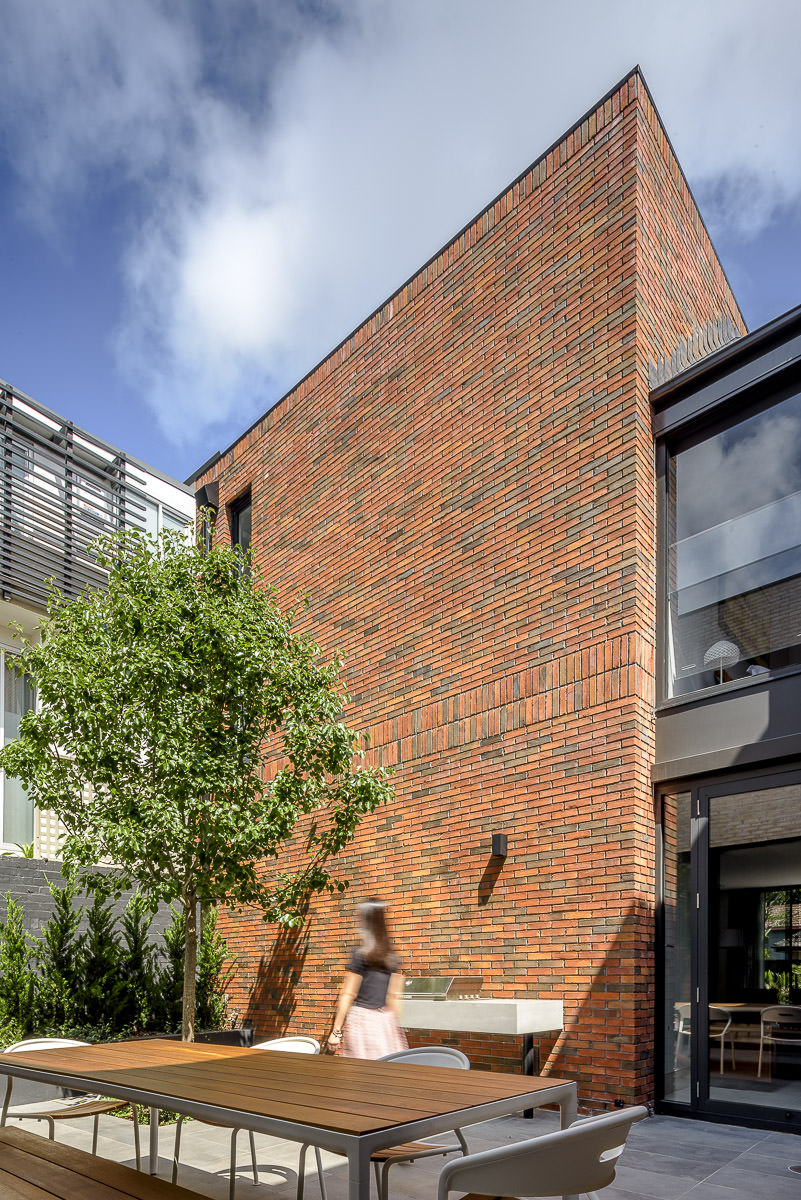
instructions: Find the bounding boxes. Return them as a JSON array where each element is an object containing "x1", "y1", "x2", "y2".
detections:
[
  {"x1": 0, "y1": 653, "x2": 35, "y2": 848},
  {"x1": 141, "y1": 497, "x2": 192, "y2": 539},
  {"x1": 666, "y1": 389, "x2": 801, "y2": 697}
]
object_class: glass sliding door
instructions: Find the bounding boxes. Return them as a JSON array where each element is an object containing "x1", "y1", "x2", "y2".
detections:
[
  {"x1": 706, "y1": 781, "x2": 801, "y2": 1114},
  {"x1": 661, "y1": 790, "x2": 693, "y2": 1104},
  {"x1": 659, "y1": 769, "x2": 801, "y2": 1130}
]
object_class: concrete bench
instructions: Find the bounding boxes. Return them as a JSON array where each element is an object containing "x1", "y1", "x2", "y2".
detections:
[{"x1": 0, "y1": 1125, "x2": 208, "y2": 1199}]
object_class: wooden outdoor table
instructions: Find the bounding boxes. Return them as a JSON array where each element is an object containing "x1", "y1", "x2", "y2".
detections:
[{"x1": 0, "y1": 1039, "x2": 579, "y2": 1200}]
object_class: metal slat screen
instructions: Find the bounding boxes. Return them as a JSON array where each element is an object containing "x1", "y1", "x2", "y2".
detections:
[{"x1": 0, "y1": 386, "x2": 151, "y2": 608}]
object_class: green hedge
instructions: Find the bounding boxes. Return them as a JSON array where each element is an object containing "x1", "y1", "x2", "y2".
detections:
[{"x1": 0, "y1": 878, "x2": 232, "y2": 1046}]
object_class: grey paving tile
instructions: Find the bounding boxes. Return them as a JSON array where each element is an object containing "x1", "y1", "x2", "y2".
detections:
[
  {"x1": 621, "y1": 1147, "x2": 720, "y2": 1181},
  {"x1": 672, "y1": 1185, "x2": 761, "y2": 1200},
  {"x1": 756, "y1": 1130, "x2": 801, "y2": 1152},
  {"x1": 728, "y1": 1149, "x2": 801, "y2": 1177},
  {"x1": 701, "y1": 1163, "x2": 801, "y2": 1199},
  {"x1": 605, "y1": 1163, "x2": 702, "y2": 1199}
]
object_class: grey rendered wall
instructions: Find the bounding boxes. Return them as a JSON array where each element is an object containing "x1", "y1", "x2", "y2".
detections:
[
  {"x1": 654, "y1": 671, "x2": 801, "y2": 781},
  {"x1": 0, "y1": 857, "x2": 173, "y2": 944}
]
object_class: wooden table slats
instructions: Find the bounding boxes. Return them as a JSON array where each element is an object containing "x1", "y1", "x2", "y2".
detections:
[{"x1": 0, "y1": 1041, "x2": 566, "y2": 1135}]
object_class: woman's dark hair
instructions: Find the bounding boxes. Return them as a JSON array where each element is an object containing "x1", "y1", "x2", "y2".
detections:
[{"x1": 359, "y1": 900, "x2": 394, "y2": 969}]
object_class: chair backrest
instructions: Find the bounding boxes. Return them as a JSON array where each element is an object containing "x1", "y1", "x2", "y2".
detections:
[
  {"x1": 380, "y1": 1045, "x2": 469, "y2": 1069},
  {"x1": 674, "y1": 1002, "x2": 691, "y2": 1034},
  {"x1": 253, "y1": 1036, "x2": 321, "y2": 1054},
  {"x1": 709, "y1": 1006, "x2": 731, "y2": 1036},
  {"x1": 4, "y1": 1039, "x2": 89, "y2": 1054},
  {"x1": 438, "y1": 1106, "x2": 647, "y2": 1200},
  {"x1": 761, "y1": 1005, "x2": 801, "y2": 1037}
]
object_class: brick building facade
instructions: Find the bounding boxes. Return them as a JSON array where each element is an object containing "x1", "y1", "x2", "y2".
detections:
[{"x1": 192, "y1": 70, "x2": 746, "y2": 1111}]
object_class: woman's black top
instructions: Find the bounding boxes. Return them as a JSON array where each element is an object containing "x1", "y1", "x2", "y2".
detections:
[{"x1": 347, "y1": 948, "x2": 399, "y2": 1010}]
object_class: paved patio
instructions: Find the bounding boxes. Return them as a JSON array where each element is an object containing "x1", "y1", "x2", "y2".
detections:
[{"x1": 5, "y1": 1107, "x2": 801, "y2": 1199}]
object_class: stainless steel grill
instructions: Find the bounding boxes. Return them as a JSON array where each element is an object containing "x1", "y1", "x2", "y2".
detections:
[{"x1": 403, "y1": 976, "x2": 483, "y2": 1000}]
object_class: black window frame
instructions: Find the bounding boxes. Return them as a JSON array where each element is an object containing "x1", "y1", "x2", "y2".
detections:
[
  {"x1": 229, "y1": 489, "x2": 252, "y2": 559},
  {"x1": 655, "y1": 358, "x2": 801, "y2": 708}
]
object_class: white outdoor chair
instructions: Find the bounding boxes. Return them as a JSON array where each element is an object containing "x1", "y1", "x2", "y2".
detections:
[
  {"x1": 298, "y1": 1045, "x2": 471, "y2": 1200},
  {"x1": 0, "y1": 1037, "x2": 141, "y2": 1168},
  {"x1": 758, "y1": 1004, "x2": 801, "y2": 1079},
  {"x1": 172, "y1": 1034, "x2": 324, "y2": 1200},
  {"x1": 437, "y1": 1105, "x2": 647, "y2": 1200}
]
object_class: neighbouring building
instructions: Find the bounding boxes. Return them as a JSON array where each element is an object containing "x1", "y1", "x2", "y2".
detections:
[
  {"x1": 182, "y1": 67, "x2": 799, "y2": 1133},
  {"x1": 0, "y1": 378, "x2": 194, "y2": 859}
]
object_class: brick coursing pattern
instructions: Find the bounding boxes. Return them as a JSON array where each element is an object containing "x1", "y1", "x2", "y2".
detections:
[{"x1": 196, "y1": 70, "x2": 744, "y2": 1109}]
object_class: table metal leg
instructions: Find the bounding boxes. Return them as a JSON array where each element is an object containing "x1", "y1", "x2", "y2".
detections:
[
  {"x1": 559, "y1": 1085, "x2": 579, "y2": 1200},
  {"x1": 348, "y1": 1141, "x2": 372, "y2": 1200},
  {"x1": 522, "y1": 1035, "x2": 539, "y2": 1119},
  {"x1": 558, "y1": 1085, "x2": 577, "y2": 1129},
  {"x1": 149, "y1": 1108, "x2": 159, "y2": 1175}
]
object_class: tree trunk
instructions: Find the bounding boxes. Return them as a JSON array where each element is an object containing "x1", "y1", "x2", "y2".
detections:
[{"x1": 182, "y1": 892, "x2": 198, "y2": 1042}]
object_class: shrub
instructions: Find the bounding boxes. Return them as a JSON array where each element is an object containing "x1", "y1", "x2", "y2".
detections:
[
  {"x1": 0, "y1": 883, "x2": 233, "y2": 1044},
  {"x1": 197, "y1": 907, "x2": 233, "y2": 1031},
  {"x1": 119, "y1": 893, "x2": 159, "y2": 1033},
  {"x1": 0, "y1": 894, "x2": 35, "y2": 1032},
  {"x1": 71, "y1": 892, "x2": 129, "y2": 1030},
  {"x1": 35, "y1": 875, "x2": 84, "y2": 1030}
]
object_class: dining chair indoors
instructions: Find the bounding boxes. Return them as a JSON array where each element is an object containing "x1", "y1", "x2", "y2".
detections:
[
  {"x1": 172, "y1": 1034, "x2": 325, "y2": 1200},
  {"x1": 0, "y1": 1037, "x2": 141, "y2": 1168},
  {"x1": 758, "y1": 1004, "x2": 801, "y2": 1079},
  {"x1": 674, "y1": 1003, "x2": 734, "y2": 1074},
  {"x1": 437, "y1": 1105, "x2": 648, "y2": 1200},
  {"x1": 299, "y1": 1045, "x2": 471, "y2": 1200}
]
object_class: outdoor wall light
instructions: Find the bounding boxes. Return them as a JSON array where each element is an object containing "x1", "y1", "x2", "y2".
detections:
[{"x1": 491, "y1": 833, "x2": 508, "y2": 858}]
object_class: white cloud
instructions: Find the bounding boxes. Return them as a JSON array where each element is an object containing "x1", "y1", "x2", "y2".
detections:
[{"x1": 1, "y1": 0, "x2": 800, "y2": 451}]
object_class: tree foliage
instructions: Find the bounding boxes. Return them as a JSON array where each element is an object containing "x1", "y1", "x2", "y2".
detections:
[{"x1": 0, "y1": 524, "x2": 392, "y2": 1037}]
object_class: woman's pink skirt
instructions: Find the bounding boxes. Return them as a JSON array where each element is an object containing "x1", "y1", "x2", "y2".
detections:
[{"x1": 341, "y1": 1005, "x2": 408, "y2": 1059}]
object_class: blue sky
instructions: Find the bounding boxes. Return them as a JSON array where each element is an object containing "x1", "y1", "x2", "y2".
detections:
[{"x1": 1, "y1": 0, "x2": 800, "y2": 484}]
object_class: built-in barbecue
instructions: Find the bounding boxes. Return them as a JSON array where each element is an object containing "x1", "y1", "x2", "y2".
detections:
[{"x1": 403, "y1": 976, "x2": 483, "y2": 1000}]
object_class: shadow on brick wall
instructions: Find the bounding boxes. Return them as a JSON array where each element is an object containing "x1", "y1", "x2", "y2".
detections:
[{"x1": 245, "y1": 918, "x2": 310, "y2": 1038}]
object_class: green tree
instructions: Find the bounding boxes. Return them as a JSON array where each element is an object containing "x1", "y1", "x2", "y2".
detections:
[{"x1": 0, "y1": 523, "x2": 392, "y2": 1039}]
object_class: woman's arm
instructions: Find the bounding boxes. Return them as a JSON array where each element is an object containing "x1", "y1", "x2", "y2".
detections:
[
  {"x1": 386, "y1": 972, "x2": 404, "y2": 1018},
  {"x1": 328, "y1": 971, "x2": 362, "y2": 1045}
]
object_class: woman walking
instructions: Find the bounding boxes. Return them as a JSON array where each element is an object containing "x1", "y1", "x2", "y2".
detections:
[{"x1": 328, "y1": 899, "x2": 408, "y2": 1058}]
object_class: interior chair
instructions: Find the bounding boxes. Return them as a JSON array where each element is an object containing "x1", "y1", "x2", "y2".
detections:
[
  {"x1": 298, "y1": 1045, "x2": 471, "y2": 1200},
  {"x1": 171, "y1": 1035, "x2": 324, "y2": 1200},
  {"x1": 0, "y1": 1037, "x2": 141, "y2": 1168},
  {"x1": 758, "y1": 1004, "x2": 801, "y2": 1079},
  {"x1": 709, "y1": 1006, "x2": 734, "y2": 1074},
  {"x1": 674, "y1": 1003, "x2": 734, "y2": 1074},
  {"x1": 437, "y1": 1105, "x2": 648, "y2": 1200}
]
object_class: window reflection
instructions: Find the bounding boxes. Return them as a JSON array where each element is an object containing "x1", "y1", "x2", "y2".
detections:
[
  {"x1": 662, "y1": 791, "x2": 692, "y2": 1103},
  {"x1": 231, "y1": 494, "x2": 252, "y2": 558},
  {"x1": 667, "y1": 391, "x2": 801, "y2": 696}
]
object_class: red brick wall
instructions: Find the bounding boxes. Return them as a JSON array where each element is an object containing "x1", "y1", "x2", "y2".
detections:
[{"x1": 198, "y1": 70, "x2": 742, "y2": 1109}]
